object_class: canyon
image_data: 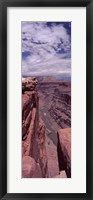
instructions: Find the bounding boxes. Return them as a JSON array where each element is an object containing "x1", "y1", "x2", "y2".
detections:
[{"x1": 22, "y1": 77, "x2": 71, "y2": 178}]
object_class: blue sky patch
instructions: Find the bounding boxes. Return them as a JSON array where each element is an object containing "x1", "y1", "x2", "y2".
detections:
[{"x1": 22, "y1": 51, "x2": 31, "y2": 59}]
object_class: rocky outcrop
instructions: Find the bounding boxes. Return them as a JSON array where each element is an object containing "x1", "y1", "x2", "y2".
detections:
[
  {"x1": 57, "y1": 128, "x2": 71, "y2": 178},
  {"x1": 22, "y1": 77, "x2": 38, "y2": 93},
  {"x1": 22, "y1": 156, "x2": 42, "y2": 178},
  {"x1": 22, "y1": 77, "x2": 48, "y2": 178},
  {"x1": 54, "y1": 170, "x2": 67, "y2": 178}
]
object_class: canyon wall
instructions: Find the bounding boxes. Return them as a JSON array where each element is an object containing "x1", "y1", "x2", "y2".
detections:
[
  {"x1": 22, "y1": 77, "x2": 71, "y2": 178},
  {"x1": 38, "y1": 81, "x2": 71, "y2": 130},
  {"x1": 22, "y1": 77, "x2": 48, "y2": 178}
]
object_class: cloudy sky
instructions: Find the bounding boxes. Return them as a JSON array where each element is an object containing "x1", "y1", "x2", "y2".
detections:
[{"x1": 22, "y1": 22, "x2": 71, "y2": 78}]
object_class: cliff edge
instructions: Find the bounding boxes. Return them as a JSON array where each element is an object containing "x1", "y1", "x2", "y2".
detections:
[{"x1": 22, "y1": 77, "x2": 48, "y2": 178}]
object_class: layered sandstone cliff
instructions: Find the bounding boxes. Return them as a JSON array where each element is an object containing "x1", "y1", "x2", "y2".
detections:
[
  {"x1": 22, "y1": 77, "x2": 48, "y2": 178},
  {"x1": 38, "y1": 80, "x2": 71, "y2": 131}
]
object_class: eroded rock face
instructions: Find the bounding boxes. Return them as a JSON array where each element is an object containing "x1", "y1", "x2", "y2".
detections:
[
  {"x1": 38, "y1": 80, "x2": 71, "y2": 130},
  {"x1": 22, "y1": 77, "x2": 38, "y2": 93},
  {"x1": 22, "y1": 156, "x2": 42, "y2": 178},
  {"x1": 57, "y1": 128, "x2": 71, "y2": 178},
  {"x1": 30, "y1": 118, "x2": 48, "y2": 178},
  {"x1": 48, "y1": 88, "x2": 71, "y2": 128},
  {"x1": 22, "y1": 77, "x2": 48, "y2": 178}
]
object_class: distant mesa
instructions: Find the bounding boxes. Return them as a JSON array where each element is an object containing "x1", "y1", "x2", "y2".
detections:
[{"x1": 22, "y1": 75, "x2": 71, "y2": 82}]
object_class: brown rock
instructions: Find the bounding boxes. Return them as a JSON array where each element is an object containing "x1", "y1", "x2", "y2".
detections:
[
  {"x1": 22, "y1": 111, "x2": 31, "y2": 139},
  {"x1": 31, "y1": 118, "x2": 48, "y2": 178},
  {"x1": 45, "y1": 134, "x2": 59, "y2": 178},
  {"x1": 57, "y1": 128, "x2": 71, "y2": 177},
  {"x1": 54, "y1": 170, "x2": 67, "y2": 178},
  {"x1": 22, "y1": 77, "x2": 48, "y2": 178},
  {"x1": 22, "y1": 77, "x2": 38, "y2": 93},
  {"x1": 22, "y1": 156, "x2": 42, "y2": 178}
]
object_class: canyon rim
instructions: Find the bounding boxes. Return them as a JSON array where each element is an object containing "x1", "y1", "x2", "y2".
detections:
[{"x1": 22, "y1": 22, "x2": 71, "y2": 178}]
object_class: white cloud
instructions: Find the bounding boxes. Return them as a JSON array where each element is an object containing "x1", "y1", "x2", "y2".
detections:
[{"x1": 22, "y1": 22, "x2": 71, "y2": 77}]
